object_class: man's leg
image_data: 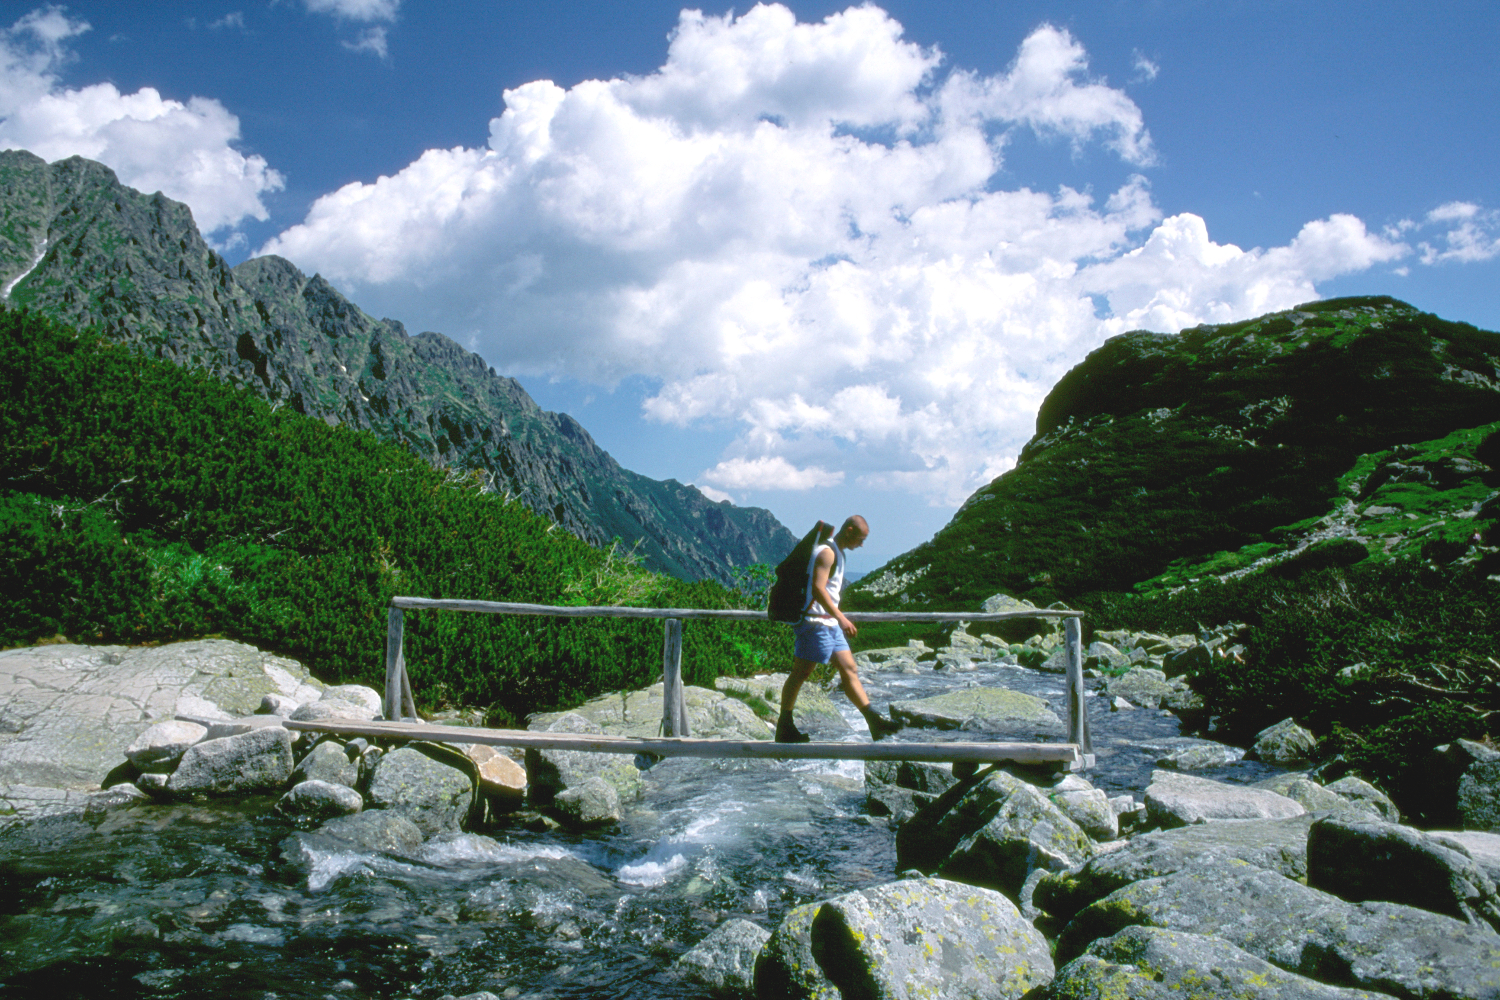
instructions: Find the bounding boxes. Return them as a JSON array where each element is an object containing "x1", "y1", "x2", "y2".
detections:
[
  {"x1": 830, "y1": 649, "x2": 900, "y2": 739},
  {"x1": 776, "y1": 656, "x2": 818, "y2": 743}
]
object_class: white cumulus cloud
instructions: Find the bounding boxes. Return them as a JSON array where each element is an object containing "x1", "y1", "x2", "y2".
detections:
[
  {"x1": 0, "y1": 6, "x2": 283, "y2": 236},
  {"x1": 259, "y1": 4, "x2": 1417, "y2": 506}
]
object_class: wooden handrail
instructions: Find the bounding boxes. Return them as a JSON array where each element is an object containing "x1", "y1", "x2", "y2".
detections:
[{"x1": 389, "y1": 596, "x2": 1082, "y2": 622}]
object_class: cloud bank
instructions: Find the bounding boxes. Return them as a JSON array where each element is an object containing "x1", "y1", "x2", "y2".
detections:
[
  {"x1": 255, "y1": 5, "x2": 1411, "y2": 505},
  {"x1": 0, "y1": 6, "x2": 283, "y2": 238}
]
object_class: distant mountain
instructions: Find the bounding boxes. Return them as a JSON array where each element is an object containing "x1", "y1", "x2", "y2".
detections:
[
  {"x1": 849, "y1": 296, "x2": 1500, "y2": 610},
  {"x1": 0, "y1": 149, "x2": 795, "y2": 585}
]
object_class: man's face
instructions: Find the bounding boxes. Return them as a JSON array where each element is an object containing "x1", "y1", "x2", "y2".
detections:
[{"x1": 842, "y1": 526, "x2": 868, "y2": 550}]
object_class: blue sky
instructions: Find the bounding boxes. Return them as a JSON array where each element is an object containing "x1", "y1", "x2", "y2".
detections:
[{"x1": 3, "y1": 1, "x2": 1497, "y2": 569}]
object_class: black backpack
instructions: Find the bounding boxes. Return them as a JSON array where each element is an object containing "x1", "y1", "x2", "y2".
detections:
[{"x1": 768, "y1": 520, "x2": 834, "y2": 623}]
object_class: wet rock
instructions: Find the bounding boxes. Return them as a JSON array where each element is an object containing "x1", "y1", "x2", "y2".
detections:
[
  {"x1": 289, "y1": 699, "x2": 378, "y2": 723},
  {"x1": 524, "y1": 713, "x2": 643, "y2": 806},
  {"x1": 888, "y1": 688, "x2": 1063, "y2": 736},
  {"x1": 1154, "y1": 741, "x2": 1244, "y2": 770},
  {"x1": 1251, "y1": 718, "x2": 1319, "y2": 763},
  {"x1": 318, "y1": 684, "x2": 383, "y2": 716},
  {"x1": 1035, "y1": 926, "x2": 1391, "y2": 999},
  {"x1": 1034, "y1": 814, "x2": 1315, "y2": 922},
  {"x1": 1052, "y1": 786, "x2": 1118, "y2": 842},
  {"x1": 1101, "y1": 668, "x2": 1175, "y2": 710},
  {"x1": 810, "y1": 877, "x2": 1052, "y2": 1000},
  {"x1": 166, "y1": 726, "x2": 294, "y2": 796},
  {"x1": 754, "y1": 901, "x2": 837, "y2": 1000},
  {"x1": 676, "y1": 918, "x2": 769, "y2": 994},
  {"x1": 318, "y1": 810, "x2": 423, "y2": 855},
  {"x1": 124, "y1": 720, "x2": 207, "y2": 772},
  {"x1": 1323, "y1": 776, "x2": 1400, "y2": 823},
  {"x1": 1056, "y1": 860, "x2": 1500, "y2": 999},
  {"x1": 292, "y1": 740, "x2": 358, "y2": 788},
  {"x1": 135, "y1": 772, "x2": 169, "y2": 797},
  {"x1": 366, "y1": 746, "x2": 474, "y2": 836},
  {"x1": 0, "y1": 639, "x2": 321, "y2": 790},
  {"x1": 276, "y1": 779, "x2": 363, "y2": 827},
  {"x1": 465, "y1": 744, "x2": 526, "y2": 806},
  {"x1": 82, "y1": 783, "x2": 150, "y2": 815},
  {"x1": 552, "y1": 776, "x2": 620, "y2": 829},
  {"x1": 1144, "y1": 769, "x2": 1304, "y2": 828},
  {"x1": 1308, "y1": 814, "x2": 1500, "y2": 932},
  {"x1": 936, "y1": 781, "x2": 1095, "y2": 898}
]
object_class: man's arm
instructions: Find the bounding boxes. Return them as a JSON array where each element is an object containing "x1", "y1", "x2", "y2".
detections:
[{"x1": 809, "y1": 547, "x2": 856, "y2": 638}]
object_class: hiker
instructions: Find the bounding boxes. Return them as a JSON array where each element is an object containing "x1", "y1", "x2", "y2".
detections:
[{"x1": 776, "y1": 515, "x2": 901, "y2": 742}]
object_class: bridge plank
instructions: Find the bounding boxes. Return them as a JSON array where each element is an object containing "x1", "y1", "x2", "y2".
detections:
[{"x1": 284, "y1": 719, "x2": 1083, "y2": 767}]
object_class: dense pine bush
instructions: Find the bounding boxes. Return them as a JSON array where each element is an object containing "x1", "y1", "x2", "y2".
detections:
[{"x1": 0, "y1": 310, "x2": 786, "y2": 723}]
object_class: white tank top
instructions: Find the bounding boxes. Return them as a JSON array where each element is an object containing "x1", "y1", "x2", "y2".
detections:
[{"x1": 802, "y1": 541, "x2": 845, "y2": 626}]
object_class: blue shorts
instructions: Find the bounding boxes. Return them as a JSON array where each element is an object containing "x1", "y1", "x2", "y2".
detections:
[{"x1": 793, "y1": 620, "x2": 850, "y2": 664}]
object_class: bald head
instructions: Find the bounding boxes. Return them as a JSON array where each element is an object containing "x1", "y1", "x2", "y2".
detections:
[{"x1": 837, "y1": 515, "x2": 869, "y2": 549}]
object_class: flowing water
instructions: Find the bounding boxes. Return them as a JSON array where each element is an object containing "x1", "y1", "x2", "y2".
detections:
[{"x1": 0, "y1": 661, "x2": 1285, "y2": 999}]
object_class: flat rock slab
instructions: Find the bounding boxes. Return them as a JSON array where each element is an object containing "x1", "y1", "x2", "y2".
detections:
[
  {"x1": 0, "y1": 640, "x2": 323, "y2": 790},
  {"x1": 533, "y1": 682, "x2": 777, "y2": 741},
  {"x1": 1058, "y1": 860, "x2": 1500, "y2": 999},
  {"x1": 1036, "y1": 926, "x2": 1393, "y2": 999},
  {"x1": 1145, "y1": 769, "x2": 1305, "y2": 828},
  {"x1": 888, "y1": 688, "x2": 1063, "y2": 736},
  {"x1": 1035, "y1": 814, "x2": 1317, "y2": 921}
]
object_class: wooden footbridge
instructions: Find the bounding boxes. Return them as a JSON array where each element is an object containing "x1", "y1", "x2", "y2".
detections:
[{"x1": 285, "y1": 597, "x2": 1095, "y2": 771}]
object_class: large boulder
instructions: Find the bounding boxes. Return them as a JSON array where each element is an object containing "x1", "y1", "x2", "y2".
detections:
[
  {"x1": 1034, "y1": 926, "x2": 1393, "y2": 999},
  {"x1": 317, "y1": 809, "x2": 424, "y2": 855},
  {"x1": 524, "y1": 713, "x2": 643, "y2": 806},
  {"x1": 551, "y1": 776, "x2": 620, "y2": 829},
  {"x1": 897, "y1": 769, "x2": 1033, "y2": 874},
  {"x1": 536, "y1": 683, "x2": 778, "y2": 741},
  {"x1": 1057, "y1": 861, "x2": 1500, "y2": 999},
  {"x1": 275, "y1": 779, "x2": 363, "y2": 827},
  {"x1": 1251, "y1": 718, "x2": 1320, "y2": 763},
  {"x1": 166, "y1": 726, "x2": 294, "y2": 796},
  {"x1": 1254, "y1": 773, "x2": 1358, "y2": 814},
  {"x1": 465, "y1": 744, "x2": 526, "y2": 807},
  {"x1": 1101, "y1": 668, "x2": 1175, "y2": 710},
  {"x1": 124, "y1": 720, "x2": 207, "y2": 772},
  {"x1": 1144, "y1": 769, "x2": 1305, "y2": 828},
  {"x1": 365, "y1": 747, "x2": 474, "y2": 837},
  {"x1": 936, "y1": 782, "x2": 1095, "y2": 899},
  {"x1": 809, "y1": 877, "x2": 1053, "y2": 1000},
  {"x1": 676, "y1": 918, "x2": 769, "y2": 994},
  {"x1": 1154, "y1": 740, "x2": 1244, "y2": 770},
  {"x1": 1051, "y1": 783, "x2": 1119, "y2": 842},
  {"x1": 1034, "y1": 814, "x2": 1316, "y2": 922},
  {"x1": 888, "y1": 688, "x2": 1063, "y2": 736},
  {"x1": 289, "y1": 699, "x2": 378, "y2": 723},
  {"x1": 292, "y1": 740, "x2": 359, "y2": 788},
  {"x1": 754, "y1": 901, "x2": 837, "y2": 1000},
  {"x1": 1307, "y1": 814, "x2": 1500, "y2": 932},
  {"x1": 0, "y1": 640, "x2": 321, "y2": 792},
  {"x1": 318, "y1": 684, "x2": 383, "y2": 716},
  {"x1": 1323, "y1": 776, "x2": 1400, "y2": 823}
]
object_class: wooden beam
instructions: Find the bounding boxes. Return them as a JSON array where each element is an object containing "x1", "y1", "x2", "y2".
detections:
[
  {"x1": 389, "y1": 597, "x2": 1081, "y2": 623},
  {"x1": 284, "y1": 719, "x2": 1083, "y2": 768}
]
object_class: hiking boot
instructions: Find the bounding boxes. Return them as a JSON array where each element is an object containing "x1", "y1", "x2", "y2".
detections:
[
  {"x1": 862, "y1": 708, "x2": 901, "y2": 741},
  {"x1": 776, "y1": 712, "x2": 812, "y2": 743}
]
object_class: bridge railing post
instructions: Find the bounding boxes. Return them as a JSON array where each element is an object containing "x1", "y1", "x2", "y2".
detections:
[
  {"x1": 385, "y1": 606, "x2": 405, "y2": 721},
  {"x1": 661, "y1": 618, "x2": 687, "y2": 737},
  {"x1": 1063, "y1": 616, "x2": 1092, "y2": 759}
]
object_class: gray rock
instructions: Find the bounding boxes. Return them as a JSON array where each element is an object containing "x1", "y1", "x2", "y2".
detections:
[
  {"x1": 124, "y1": 720, "x2": 207, "y2": 772},
  {"x1": 981, "y1": 593, "x2": 1038, "y2": 615},
  {"x1": 1057, "y1": 861, "x2": 1500, "y2": 999},
  {"x1": 276, "y1": 779, "x2": 363, "y2": 826},
  {"x1": 83, "y1": 783, "x2": 151, "y2": 815},
  {"x1": 1035, "y1": 926, "x2": 1393, "y2": 999},
  {"x1": 1440, "y1": 831, "x2": 1500, "y2": 885},
  {"x1": 166, "y1": 726, "x2": 294, "y2": 796},
  {"x1": 524, "y1": 713, "x2": 642, "y2": 806},
  {"x1": 318, "y1": 684, "x2": 383, "y2": 716},
  {"x1": 292, "y1": 740, "x2": 359, "y2": 788},
  {"x1": 1251, "y1": 717, "x2": 1320, "y2": 763},
  {"x1": 0, "y1": 639, "x2": 321, "y2": 790},
  {"x1": 1308, "y1": 814, "x2": 1500, "y2": 932},
  {"x1": 888, "y1": 688, "x2": 1062, "y2": 735},
  {"x1": 676, "y1": 918, "x2": 769, "y2": 994},
  {"x1": 1154, "y1": 741, "x2": 1245, "y2": 770},
  {"x1": 1161, "y1": 643, "x2": 1211, "y2": 678},
  {"x1": 258, "y1": 693, "x2": 299, "y2": 716},
  {"x1": 1459, "y1": 760, "x2": 1500, "y2": 831},
  {"x1": 898, "y1": 769, "x2": 1031, "y2": 874},
  {"x1": 135, "y1": 772, "x2": 170, "y2": 797},
  {"x1": 1101, "y1": 668, "x2": 1175, "y2": 710},
  {"x1": 1159, "y1": 684, "x2": 1205, "y2": 715},
  {"x1": 937, "y1": 781, "x2": 1095, "y2": 899},
  {"x1": 465, "y1": 744, "x2": 526, "y2": 806},
  {"x1": 1109, "y1": 696, "x2": 1135, "y2": 711},
  {"x1": 542, "y1": 682, "x2": 779, "y2": 740},
  {"x1": 1034, "y1": 814, "x2": 1316, "y2": 921},
  {"x1": 552, "y1": 776, "x2": 620, "y2": 829},
  {"x1": 1053, "y1": 787, "x2": 1119, "y2": 842},
  {"x1": 1085, "y1": 641, "x2": 1130, "y2": 672},
  {"x1": 865, "y1": 758, "x2": 960, "y2": 798},
  {"x1": 754, "y1": 901, "x2": 837, "y2": 1000},
  {"x1": 318, "y1": 809, "x2": 423, "y2": 855},
  {"x1": 1324, "y1": 776, "x2": 1400, "y2": 823},
  {"x1": 289, "y1": 699, "x2": 378, "y2": 723},
  {"x1": 203, "y1": 715, "x2": 290, "y2": 740},
  {"x1": 809, "y1": 877, "x2": 1053, "y2": 1000},
  {"x1": 365, "y1": 747, "x2": 474, "y2": 836},
  {"x1": 1144, "y1": 769, "x2": 1305, "y2": 828}
]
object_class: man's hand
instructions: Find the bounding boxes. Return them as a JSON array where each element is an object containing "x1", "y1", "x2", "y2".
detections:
[{"x1": 837, "y1": 613, "x2": 857, "y2": 639}]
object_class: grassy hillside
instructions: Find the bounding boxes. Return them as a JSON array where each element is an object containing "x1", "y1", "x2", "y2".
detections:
[{"x1": 0, "y1": 309, "x2": 784, "y2": 723}]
